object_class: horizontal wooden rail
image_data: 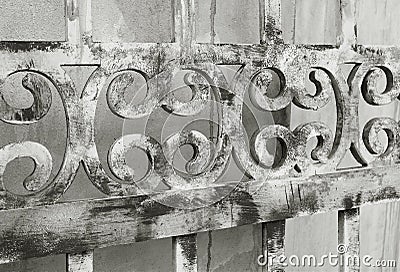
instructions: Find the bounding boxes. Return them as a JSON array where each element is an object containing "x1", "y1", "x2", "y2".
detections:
[{"x1": 1, "y1": 164, "x2": 400, "y2": 264}]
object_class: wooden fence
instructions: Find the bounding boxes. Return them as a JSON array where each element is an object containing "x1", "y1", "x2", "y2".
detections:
[{"x1": 1, "y1": 0, "x2": 400, "y2": 271}]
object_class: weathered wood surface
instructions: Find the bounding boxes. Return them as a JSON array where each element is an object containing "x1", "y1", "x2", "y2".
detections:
[
  {"x1": 262, "y1": 221, "x2": 285, "y2": 272},
  {"x1": 2, "y1": 163, "x2": 400, "y2": 264},
  {"x1": 67, "y1": 251, "x2": 93, "y2": 272},
  {"x1": 285, "y1": 212, "x2": 338, "y2": 272},
  {"x1": 195, "y1": 0, "x2": 260, "y2": 44},
  {"x1": 197, "y1": 225, "x2": 262, "y2": 272},
  {"x1": 2, "y1": 0, "x2": 400, "y2": 269},
  {"x1": 293, "y1": 0, "x2": 341, "y2": 45},
  {"x1": 339, "y1": 209, "x2": 360, "y2": 272},
  {"x1": 1, "y1": 41, "x2": 400, "y2": 264},
  {"x1": 173, "y1": 234, "x2": 198, "y2": 272},
  {"x1": 360, "y1": 202, "x2": 400, "y2": 271},
  {"x1": 356, "y1": 0, "x2": 400, "y2": 46}
]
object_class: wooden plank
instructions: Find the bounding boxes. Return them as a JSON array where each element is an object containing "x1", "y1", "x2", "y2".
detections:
[
  {"x1": 285, "y1": 211, "x2": 338, "y2": 271},
  {"x1": 197, "y1": 225, "x2": 262, "y2": 271},
  {"x1": 264, "y1": 0, "x2": 283, "y2": 44},
  {"x1": 339, "y1": 0, "x2": 357, "y2": 47},
  {"x1": 67, "y1": 251, "x2": 93, "y2": 272},
  {"x1": 281, "y1": 0, "x2": 296, "y2": 44},
  {"x1": 338, "y1": 209, "x2": 360, "y2": 272},
  {"x1": 360, "y1": 202, "x2": 400, "y2": 271},
  {"x1": 195, "y1": 0, "x2": 260, "y2": 44},
  {"x1": 261, "y1": 221, "x2": 285, "y2": 272},
  {"x1": 2, "y1": 164, "x2": 400, "y2": 264},
  {"x1": 294, "y1": 0, "x2": 341, "y2": 45},
  {"x1": 94, "y1": 238, "x2": 173, "y2": 272},
  {"x1": 175, "y1": 0, "x2": 196, "y2": 61},
  {"x1": 357, "y1": 0, "x2": 400, "y2": 45},
  {"x1": 92, "y1": 0, "x2": 174, "y2": 43},
  {"x1": 173, "y1": 234, "x2": 197, "y2": 272}
]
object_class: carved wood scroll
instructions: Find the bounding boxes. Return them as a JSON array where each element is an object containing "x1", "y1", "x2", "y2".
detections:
[{"x1": 1, "y1": 45, "x2": 400, "y2": 210}]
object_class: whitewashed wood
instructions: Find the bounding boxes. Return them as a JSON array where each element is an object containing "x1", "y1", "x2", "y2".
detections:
[
  {"x1": 338, "y1": 209, "x2": 360, "y2": 272},
  {"x1": 2, "y1": 163, "x2": 400, "y2": 264},
  {"x1": 357, "y1": 0, "x2": 400, "y2": 45},
  {"x1": 67, "y1": 251, "x2": 93, "y2": 272},
  {"x1": 281, "y1": 0, "x2": 296, "y2": 43},
  {"x1": 285, "y1": 211, "x2": 338, "y2": 271},
  {"x1": 264, "y1": 0, "x2": 283, "y2": 44},
  {"x1": 360, "y1": 201, "x2": 400, "y2": 271},
  {"x1": 339, "y1": 0, "x2": 357, "y2": 47},
  {"x1": 294, "y1": 0, "x2": 341, "y2": 45}
]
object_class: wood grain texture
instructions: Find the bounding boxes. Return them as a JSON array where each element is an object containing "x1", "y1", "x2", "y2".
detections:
[
  {"x1": 357, "y1": 0, "x2": 400, "y2": 45},
  {"x1": 360, "y1": 201, "x2": 400, "y2": 271},
  {"x1": 2, "y1": 162, "x2": 400, "y2": 264},
  {"x1": 285, "y1": 211, "x2": 338, "y2": 272},
  {"x1": 264, "y1": 0, "x2": 283, "y2": 44},
  {"x1": 294, "y1": 0, "x2": 341, "y2": 45},
  {"x1": 262, "y1": 221, "x2": 285, "y2": 272},
  {"x1": 67, "y1": 251, "x2": 93, "y2": 272},
  {"x1": 281, "y1": 0, "x2": 296, "y2": 44},
  {"x1": 92, "y1": 0, "x2": 174, "y2": 43},
  {"x1": 195, "y1": 0, "x2": 260, "y2": 44},
  {"x1": 339, "y1": 0, "x2": 357, "y2": 47},
  {"x1": 338, "y1": 209, "x2": 360, "y2": 272}
]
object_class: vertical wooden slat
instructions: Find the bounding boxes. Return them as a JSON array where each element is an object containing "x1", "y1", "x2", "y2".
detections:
[
  {"x1": 262, "y1": 221, "x2": 286, "y2": 272},
  {"x1": 285, "y1": 212, "x2": 338, "y2": 271},
  {"x1": 66, "y1": 0, "x2": 94, "y2": 63},
  {"x1": 360, "y1": 201, "x2": 400, "y2": 271},
  {"x1": 173, "y1": 234, "x2": 198, "y2": 272},
  {"x1": 338, "y1": 209, "x2": 360, "y2": 272},
  {"x1": 339, "y1": 0, "x2": 357, "y2": 47},
  {"x1": 264, "y1": 0, "x2": 283, "y2": 44},
  {"x1": 67, "y1": 251, "x2": 94, "y2": 272},
  {"x1": 356, "y1": 0, "x2": 400, "y2": 45},
  {"x1": 175, "y1": 0, "x2": 196, "y2": 62},
  {"x1": 281, "y1": 0, "x2": 296, "y2": 43},
  {"x1": 294, "y1": 0, "x2": 341, "y2": 45}
]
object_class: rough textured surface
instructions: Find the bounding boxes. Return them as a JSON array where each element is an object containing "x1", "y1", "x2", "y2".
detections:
[
  {"x1": 3, "y1": 1, "x2": 400, "y2": 271},
  {"x1": 92, "y1": 0, "x2": 174, "y2": 43},
  {"x1": 195, "y1": 0, "x2": 260, "y2": 44},
  {"x1": 0, "y1": 0, "x2": 66, "y2": 41}
]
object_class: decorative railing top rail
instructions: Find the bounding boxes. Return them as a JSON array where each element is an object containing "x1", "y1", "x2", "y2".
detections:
[{"x1": 1, "y1": 0, "x2": 400, "y2": 267}]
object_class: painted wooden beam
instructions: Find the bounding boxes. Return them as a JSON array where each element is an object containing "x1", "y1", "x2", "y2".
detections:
[{"x1": 1, "y1": 163, "x2": 400, "y2": 264}]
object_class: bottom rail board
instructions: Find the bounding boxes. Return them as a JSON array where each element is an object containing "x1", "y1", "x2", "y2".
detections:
[{"x1": 1, "y1": 165, "x2": 400, "y2": 264}]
